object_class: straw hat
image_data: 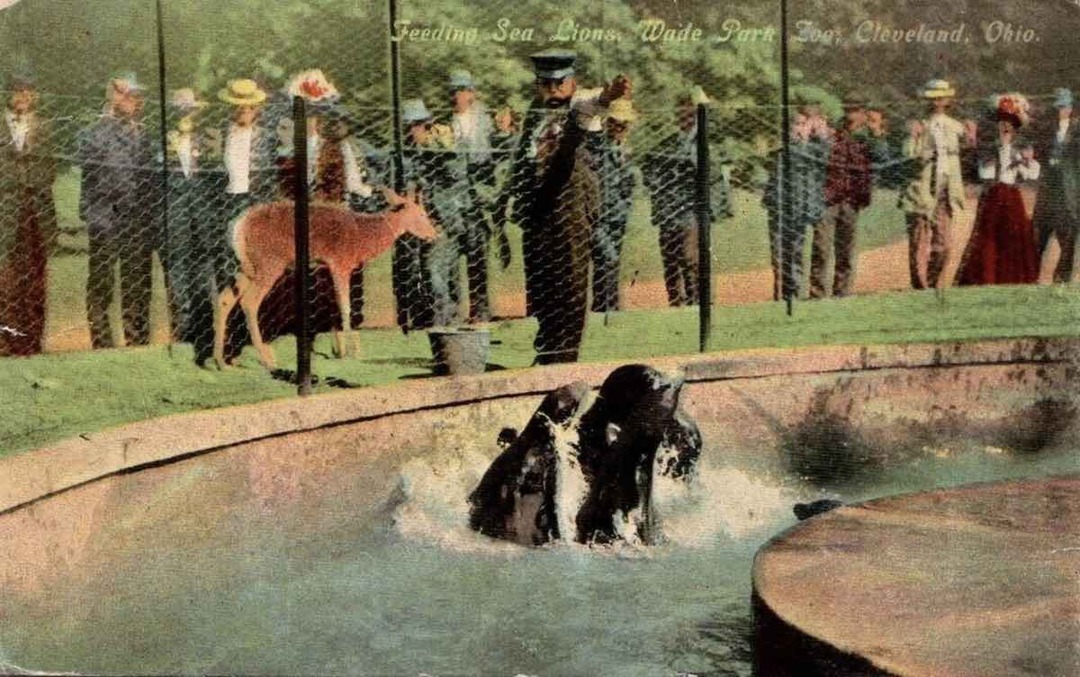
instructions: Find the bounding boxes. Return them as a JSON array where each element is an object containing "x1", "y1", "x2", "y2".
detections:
[
  {"x1": 218, "y1": 78, "x2": 267, "y2": 106},
  {"x1": 920, "y1": 79, "x2": 956, "y2": 100}
]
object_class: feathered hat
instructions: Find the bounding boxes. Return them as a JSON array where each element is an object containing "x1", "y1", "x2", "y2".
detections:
[
  {"x1": 991, "y1": 93, "x2": 1030, "y2": 128},
  {"x1": 284, "y1": 69, "x2": 340, "y2": 112}
]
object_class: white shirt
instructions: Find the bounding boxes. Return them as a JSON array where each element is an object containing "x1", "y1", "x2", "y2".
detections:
[
  {"x1": 175, "y1": 133, "x2": 194, "y2": 179},
  {"x1": 979, "y1": 142, "x2": 1041, "y2": 185},
  {"x1": 5, "y1": 109, "x2": 30, "y2": 153},
  {"x1": 307, "y1": 132, "x2": 322, "y2": 187},
  {"x1": 928, "y1": 113, "x2": 958, "y2": 184},
  {"x1": 1057, "y1": 118, "x2": 1070, "y2": 146},
  {"x1": 224, "y1": 124, "x2": 255, "y2": 195},
  {"x1": 340, "y1": 139, "x2": 373, "y2": 198}
]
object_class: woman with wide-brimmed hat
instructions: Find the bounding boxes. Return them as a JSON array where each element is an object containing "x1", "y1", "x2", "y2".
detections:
[{"x1": 957, "y1": 94, "x2": 1041, "y2": 286}]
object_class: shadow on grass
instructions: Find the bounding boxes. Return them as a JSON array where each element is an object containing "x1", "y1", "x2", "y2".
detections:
[{"x1": 269, "y1": 368, "x2": 358, "y2": 390}]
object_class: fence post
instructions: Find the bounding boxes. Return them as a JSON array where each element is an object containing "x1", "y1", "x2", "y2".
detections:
[
  {"x1": 388, "y1": 0, "x2": 405, "y2": 192},
  {"x1": 696, "y1": 103, "x2": 712, "y2": 353},
  {"x1": 293, "y1": 96, "x2": 313, "y2": 396},
  {"x1": 780, "y1": 0, "x2": 794, "y2": 317},
  {"x1": 154, "y1": 0, "x2": 172, "y2": 352}
]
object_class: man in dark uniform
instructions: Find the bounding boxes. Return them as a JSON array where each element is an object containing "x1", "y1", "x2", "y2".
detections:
[{"x1": 498, "y1": 50, "x2": 630, "y2": 364}]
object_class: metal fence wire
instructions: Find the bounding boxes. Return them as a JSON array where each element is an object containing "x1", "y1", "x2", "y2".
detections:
[{"x1": 0, "y1": 0, "x2": 1077, "y2": 368}]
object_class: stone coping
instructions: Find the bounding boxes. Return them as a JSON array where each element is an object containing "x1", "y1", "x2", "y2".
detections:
[
  {"x1": 1, "y1": 337, "x2": 1075, "y2": 516},
  {"x1": 751, "y1": 474, "x2": 1080, "y2": 676}
]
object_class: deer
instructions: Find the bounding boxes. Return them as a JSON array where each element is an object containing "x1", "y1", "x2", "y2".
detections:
[{"x1": 213, "y1": 186, "x2": 439, "y2": 370}]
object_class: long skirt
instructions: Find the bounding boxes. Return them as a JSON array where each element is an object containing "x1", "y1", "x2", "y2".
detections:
[
  {"x1": 957, "y1": 183, "x2": 1038, "y2": 286},
  {"x1": 0, "y1": 190, "x2": 48, "y2": 356}
]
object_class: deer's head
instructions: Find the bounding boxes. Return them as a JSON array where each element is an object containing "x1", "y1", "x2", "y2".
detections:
[{"x1": 381, "y1": 186, "x2": 439, "y2": 241}]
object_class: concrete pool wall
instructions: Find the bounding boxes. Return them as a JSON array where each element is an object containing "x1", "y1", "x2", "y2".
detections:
[{"x1": 1, "y1": 337, "x2": 1077, "y2": 599}]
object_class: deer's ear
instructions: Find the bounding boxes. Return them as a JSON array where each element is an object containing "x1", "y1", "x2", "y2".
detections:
[{"x1": 379, "y1": 185, "x2": 405, "y2": 206}]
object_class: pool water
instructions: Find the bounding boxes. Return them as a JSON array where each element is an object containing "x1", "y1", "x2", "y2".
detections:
[{"x1": 2, "y1": 429, "x2": 1078, "y2": 676}]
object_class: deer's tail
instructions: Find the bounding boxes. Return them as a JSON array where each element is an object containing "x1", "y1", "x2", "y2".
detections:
[{"x1": 228, "y1": 208, "x2": 255, "y2": 278}]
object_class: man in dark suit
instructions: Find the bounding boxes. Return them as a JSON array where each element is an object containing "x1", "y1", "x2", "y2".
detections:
[
  {"x1": 1034, "y1": 88, "x2": 1079, "y2": 282},
  {"x1": 78, "y1": 73, "x2": 157, "y2": 349}
]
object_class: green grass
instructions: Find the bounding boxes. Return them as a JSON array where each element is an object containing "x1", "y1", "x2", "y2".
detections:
[
  {"x1": 3, "y1": 284, "x2": 1078, "y2": 458},
  {"x1": 42, "y1": 170, "x2": 908, "y2": 348}
]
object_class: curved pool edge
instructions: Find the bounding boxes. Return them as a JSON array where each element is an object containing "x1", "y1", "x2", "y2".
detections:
[
  {"x1": 3, "y1": 336, "x2": 1077, "y2": 516},
  {"x1": 751, "y1": 474, "x2": 1080, "y2": 676}
]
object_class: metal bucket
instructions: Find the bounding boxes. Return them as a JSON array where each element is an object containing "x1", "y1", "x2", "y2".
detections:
[{"x1": 427, "y1": 327, "x2": 491, "y2": 376}]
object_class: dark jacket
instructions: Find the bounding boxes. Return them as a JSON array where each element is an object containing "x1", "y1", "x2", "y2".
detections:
[
  {"x1": 77, "y1": 114, "x2": 157, "y2": 225},
  {"x1": 823, "y1": 127, "x2": 890, "y2": 209}
]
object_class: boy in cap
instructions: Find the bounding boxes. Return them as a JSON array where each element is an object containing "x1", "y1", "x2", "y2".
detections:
[
  {"x1": 589, "y1": 98, "x2": 637, "y2": 312},
  {"x1": 498, "y1": 49, "x2": 631, "y2": 364},
  {"x1": 0, "y1": 65, "x2": 56, "y2": 356},
  {"x1": 900, "y1": 79, "x2": 977, "y2": 290},
  {"x1": 1033, "y1": 88, "x2": 1079, "y2": 282},
  {"x1": 393, "y1": 98, "x2": 468, "y2": 330},
  {"x1": 77, "y1": 73, "x2": 157, "y2": 349}
]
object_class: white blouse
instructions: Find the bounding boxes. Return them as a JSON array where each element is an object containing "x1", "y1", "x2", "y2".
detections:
[{"x1": 978, "y1": 143, "x2": 1040, "y2": 185}]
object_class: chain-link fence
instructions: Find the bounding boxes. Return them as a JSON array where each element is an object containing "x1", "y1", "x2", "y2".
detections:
[{"x1": 1, "y1": 0, "x2": 1078, "y2": 370}]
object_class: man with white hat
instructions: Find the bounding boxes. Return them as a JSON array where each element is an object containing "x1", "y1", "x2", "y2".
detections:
[
  {"x1": 0, "y1": 64, "x2": 55, "y2": 356},
  {"x1": 900, "y1": 78, "x2": 976, "y2": 290},
  {"x1": 1034, "y1": 87, "x2": 1080, "y2": 282},
  {"x1": 78, "y1": 72, "x2": 157, "y2": 349},
  {"x1": 498, "y1": 49, "x2": 631, "y2": 364},
  {"x1": 446, "y1": 69, "x2": 497, "y2": 322}
]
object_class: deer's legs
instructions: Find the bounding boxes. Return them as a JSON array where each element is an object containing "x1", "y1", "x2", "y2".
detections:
[
  {"x1": 236, "y1": 272, "x2": 276, "y2": 369},
  {"x1": 213, "y1": 284, "x2": 239, "y2": 370},
  {"x1": 331, "y1": 270, "x2": 354, "y2": 359}
]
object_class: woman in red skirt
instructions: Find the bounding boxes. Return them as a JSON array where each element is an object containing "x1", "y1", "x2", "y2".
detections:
[{"x1": 958, "y1": 94, "x2": 1041, "y2": 286}]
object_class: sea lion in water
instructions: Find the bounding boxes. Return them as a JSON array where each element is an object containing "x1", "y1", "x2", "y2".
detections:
[{"x1": 468, "y1": 365, "x2": 702, "y2": 546}]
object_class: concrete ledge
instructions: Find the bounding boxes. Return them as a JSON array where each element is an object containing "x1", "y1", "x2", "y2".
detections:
[
  {"x1": 752, "y1": 475, "x2": 1080, "y2": 676},
  {"x1": 2, "y1": 337, "x2": 1077, "y2": 515}
]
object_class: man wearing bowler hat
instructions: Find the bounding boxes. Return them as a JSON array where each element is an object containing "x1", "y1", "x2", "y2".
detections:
[
  {"x1": 1034, "y1": 88, "x2": 1080, "y2": 282},
  {"x1": 498, "y1": 49, "x2": 631, "y2": 364},
  {"x1": 78, "y1": 72, "x2": 157, "y2": 349}
]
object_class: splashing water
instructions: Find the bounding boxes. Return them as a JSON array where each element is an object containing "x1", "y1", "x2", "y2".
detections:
[{"x1": 391, "y1": 420, "x2": 799, "y2": 555}]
